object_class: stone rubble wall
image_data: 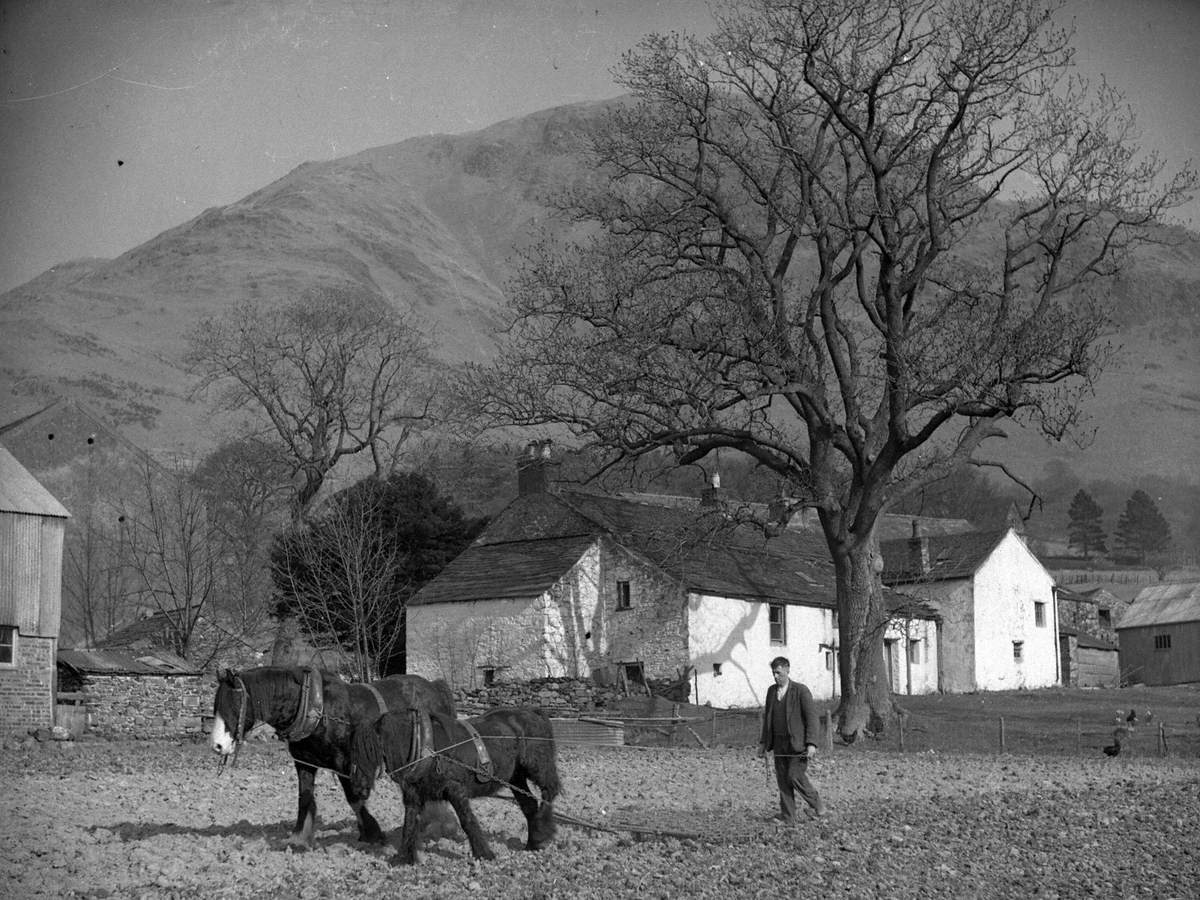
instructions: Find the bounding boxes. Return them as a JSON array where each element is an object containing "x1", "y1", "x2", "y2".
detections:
[
  {"x1": 452, "y1": 676, "x2": 623, "y2": 718},
  {"x1": 0, "y1": 634, "x2": 55, "y2": 735},
  {"x1": 72, "y1": 674, "x2": 212, "y2": 739}
]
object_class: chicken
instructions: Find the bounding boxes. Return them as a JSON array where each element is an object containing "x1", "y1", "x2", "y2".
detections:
[{"x1": 1126, "y1": 708, "x2": 1138, "y2": 725}]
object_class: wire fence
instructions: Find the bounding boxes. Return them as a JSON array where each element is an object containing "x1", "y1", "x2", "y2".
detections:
[{"x1": 591, "y1": 698, "x2": 1200, "y2": 759}]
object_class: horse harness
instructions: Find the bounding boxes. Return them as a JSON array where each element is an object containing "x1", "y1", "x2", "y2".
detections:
[
  {"x1": 277, "y1": 667, "x2": 325, "y2": 742},
  {"x1": 409, "y1": 709, "x2": 494, "y2": 783}
]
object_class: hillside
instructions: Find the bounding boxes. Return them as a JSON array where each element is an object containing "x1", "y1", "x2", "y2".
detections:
[{"x1": 0, "y1": 98, "x2": 1197, "y2": 487}]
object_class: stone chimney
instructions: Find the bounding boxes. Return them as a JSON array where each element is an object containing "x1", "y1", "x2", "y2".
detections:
[
  {"x1": 700, "y1": 472, "x2": 722, "y2": 508},
  {"x1": 908, "y1": 519, "x2": 930, "y2": 576},
  {"x1": 516, "y1": 439, "x2": 559, "y2": 496}
]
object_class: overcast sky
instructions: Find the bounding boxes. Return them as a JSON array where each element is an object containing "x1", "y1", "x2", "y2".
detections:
[{"x1": 1, "y1": 0, "x2": 1196, "y2": 293}]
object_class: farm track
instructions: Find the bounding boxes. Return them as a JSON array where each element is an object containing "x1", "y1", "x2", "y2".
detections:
[{"x1": 3, "y1": 737, "x2": 1199, "y2": 899}]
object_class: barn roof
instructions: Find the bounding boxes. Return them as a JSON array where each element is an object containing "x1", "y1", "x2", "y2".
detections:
[
  {"x1": 1116, "y1": 582, "x2": 1200, "y2": 630},
  {"x1": 880, "y1": 529, "x2": 1010, "y2": 584},
  {"x1": 57, "y1": 648, "x2": 201, "y2": 676},
  {"x1": 0, "y1": 444, "x2": 70, "y2": 518}
]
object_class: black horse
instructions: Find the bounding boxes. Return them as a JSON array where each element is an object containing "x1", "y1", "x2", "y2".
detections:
[
  {"x1": 350, "y1": 706, "x2": 560, "y2": 865},
  {"x1": 210, "y1": 666, "x2": 455, "y2": 849}
]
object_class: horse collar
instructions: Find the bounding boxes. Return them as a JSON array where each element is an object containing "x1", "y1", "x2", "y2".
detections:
[{"x1": 281, "y1": 667, "x2": 325, "y2": 742}]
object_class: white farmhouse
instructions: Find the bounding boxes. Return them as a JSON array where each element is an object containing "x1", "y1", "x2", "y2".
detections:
[
  {"x1": 407, "y1": 447, "x2": 939, "y2": 707},
  {"x1": 880, "y1": 524, "x2": 1059, "y2": 692}
]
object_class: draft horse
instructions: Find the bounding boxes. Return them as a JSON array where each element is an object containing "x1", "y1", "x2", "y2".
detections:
[
  {"x1": 210, "y1": 666, "x2": 455, "y2": 849},
  {"x1": 350, "y1": 706, "x2": 561, "y2": 865}
]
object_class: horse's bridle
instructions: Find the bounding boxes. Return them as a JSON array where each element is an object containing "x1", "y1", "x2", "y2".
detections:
[{"x1": 219, "y1": 673, "x2": 250, "y2": 773}]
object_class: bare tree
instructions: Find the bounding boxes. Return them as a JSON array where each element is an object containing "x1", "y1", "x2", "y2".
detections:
[
  {"x1": 193, "y1": 437, "x2": 293, "y2": 650},
  {"x1": 121, "y1": 458, "x2": 224, "y2": 663},
  {"x1": 272, "y1": 490, "x2": 408, "y2": 683},
  {"x1": 188, "y1": 288, "x2": 440, "y2": 522},
  {"x1": 60, "y1": 497, "x2": 131, "y2": 647},
  {"x1": 466, "y1": 0, "x2": 1195, "y2": 738}
]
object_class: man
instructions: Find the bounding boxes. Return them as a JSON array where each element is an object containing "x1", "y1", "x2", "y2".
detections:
[{"x1": 758, "y1": 656, "x2": 825, "y2": 822}]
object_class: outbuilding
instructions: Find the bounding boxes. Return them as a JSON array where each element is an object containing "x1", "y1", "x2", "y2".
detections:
[
  {"x1": 1116, "y1": 581, "x2": 1200, "y2": 686},
  {"x1": 56, "y1": 647, "x2": 207, "y2": 739},
  {"x1": 0, "y1": 445, "x2": 69, "y2": 736}
]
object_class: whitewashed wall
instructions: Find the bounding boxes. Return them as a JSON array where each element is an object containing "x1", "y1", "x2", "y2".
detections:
[
  {"x1": 688, "y1": 595, "x2": 837, "y2": 707},
  {"x1": 407, "y1": 545, "x2": 605, "y2": 689},
  {"x1": 972, "y1": 531, "x2": 1058, "y2": 690},
  {"x1": 883, "y1": 616, "x2": 939, "y2": 695}
]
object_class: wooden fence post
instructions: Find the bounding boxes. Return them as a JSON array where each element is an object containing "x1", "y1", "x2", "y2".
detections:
[
  {"x1": 823, "y1": 709, "x2": 834, "y2": 751},
  {"x1": 898, "y1": 714, "x2": 905, "y2": 753},
  {"x1": 1159, "y1": 722, "x2": 1167, "y2": 756},
  {"x1": 1075, "y1": 717, "x2": 1081, "y2": 754},
  {"x1": 999, "y1": 716, "x2": 1006, "y2": 753}
]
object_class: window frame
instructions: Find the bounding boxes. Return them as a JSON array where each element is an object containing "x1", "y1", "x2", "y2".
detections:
[
  {"x1": 1034, "y1": 601, "x2": 1046, "y2": 627},
  {"x1": 768, "y1": 603, "x2": 787, "y2": 645},
  {"x1": 1012, "y1": 640, "x2": 1024, "y2": 662},
  {"x1": 0, "y1": 625, "x2": 15, "y2": 667},
  {"x1": 907, "y1": 638, "x2": 922, "y2": 665},
  {"x1": 1154, "y1": 633, "x2": 1172, "y2": 651},
  {"x1": 615, "y1": 580, "x2": 632, "y2": 610}
]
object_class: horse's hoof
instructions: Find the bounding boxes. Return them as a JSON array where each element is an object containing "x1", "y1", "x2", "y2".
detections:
[
  {"x1": 477, "y1": 849, "x2": 496, "y2": 862},
  {"x1": 390, "y1": 854, "x2": 416, "y2": 867},
  {"x1": 359, "y1": 830, "x2": 387, "y2": 845}
]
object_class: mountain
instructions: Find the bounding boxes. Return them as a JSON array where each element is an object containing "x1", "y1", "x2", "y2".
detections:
[{"x1": 1, "y1": 98, "x2": 1198, "y2": 486}]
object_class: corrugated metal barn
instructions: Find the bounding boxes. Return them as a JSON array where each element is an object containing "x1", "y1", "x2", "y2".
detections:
[
  {"x1": 1116, "y1": 582, "x2": 1200, "y2": 686},
  {"x1": 0, "y1": 444, "x2": 70, "y2": 734}
]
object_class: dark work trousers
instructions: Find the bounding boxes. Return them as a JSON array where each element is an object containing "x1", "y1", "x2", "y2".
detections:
[{"x1": 770, "y1": 697, "x2": 821, "y2": 820}]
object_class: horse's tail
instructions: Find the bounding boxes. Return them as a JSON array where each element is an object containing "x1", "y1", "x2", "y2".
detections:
[
  {"x1": 526, "y1": 707, "x2": 561, "y2": 801},
  {"x1": 349, "y1": 719, "x2": 385, "y2": 797}
]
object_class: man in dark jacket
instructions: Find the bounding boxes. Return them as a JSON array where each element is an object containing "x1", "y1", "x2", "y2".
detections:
[{"x1": 758, "y1": 656, "x2": 825, "y2": 822}]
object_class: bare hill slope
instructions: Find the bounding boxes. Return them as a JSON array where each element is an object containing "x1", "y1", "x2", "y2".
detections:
[{"x1": 0, "y1": 99, "x2": 1197, "y2": 483}]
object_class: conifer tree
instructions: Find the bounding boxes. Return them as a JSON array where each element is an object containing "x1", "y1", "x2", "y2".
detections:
[
  {"x1": 1066, "y1": 489, "x2": 1107, "y2": 559},
  {"x1": 1114, "y1": 490, "x2": 1171, "y2": 564}
]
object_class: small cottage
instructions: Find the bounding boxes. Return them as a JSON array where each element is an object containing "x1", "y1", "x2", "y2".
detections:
[
  {"x1": 1116, "y1": 582, "x2": 1200, "y2": 686},
  {"x1": 56, "y1": 648, "x2": 206, "y2": 739},
  {"x1": 407, "y1": 446, "x2": 939, "y2": 707},
  {"x1": 881, "y1": 525, "x2": 1059, "y2": 692},
  {"x1": 0, "y1": 445, "x2": 69, "y2": 736}
]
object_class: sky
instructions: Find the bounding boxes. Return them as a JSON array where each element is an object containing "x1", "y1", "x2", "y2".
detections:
[{"x1": 0, "y1": 0, "x2": 1197, "y2": 294}]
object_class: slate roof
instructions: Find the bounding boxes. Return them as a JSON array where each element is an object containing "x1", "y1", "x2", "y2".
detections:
[
  {"x1": 0, "y1": 444, "x2": 70, "y2": 518},
  {"x1": 1058, "y1": 625, "x2": 1118, "y2": 651},
  {"x1": 880, "y1": 529, "x2": 1010, "y2": 584},
  {"x1": 414, "y1": 490, "x2": 853, "y2": 610},
  {"x1": 1116, "y1": 582, "x2": 1200, "y2": 630},
  {"x1": 57, "y1": 648, "x2": 201, "y2": 676},
  {"x1": 411, "y1": 534, "x2": 599, "y2": 606}
]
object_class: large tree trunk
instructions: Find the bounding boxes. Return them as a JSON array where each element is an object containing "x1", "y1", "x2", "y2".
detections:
[{"x1": 832, "y1": 537, "x2": 896, "y2": 742}]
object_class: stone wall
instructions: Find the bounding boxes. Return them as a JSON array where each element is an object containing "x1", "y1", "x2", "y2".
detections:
[
  {"x1": 73, "y1": 673, "x2": 212, "y2": 739},
  {"x1": 452, "y1": 676, "x2": 623, "y2": 718},
  {"x1": 0, "y1": 634, "x2": 55, "y2": 735}
]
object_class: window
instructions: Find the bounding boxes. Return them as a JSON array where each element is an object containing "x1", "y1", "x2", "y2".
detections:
[
  {"x1": 1098, "y1": 609, "x2": 1112, "y2": 628},
  {"x1": 1154, "y1": 634, "x2": 1172, "y2": 651},
  {"x1": 907, "y1": 639, "x2": 922, "y2": 664},
  {"x1": 480, "y1": 667, "x2": 496, "y2": 687},
  {"x1": 0, "y1": 626, "x2": 14, "y2": 665},
  {"x1": 712, "y1": 662, "x2": 723, "y2": 677},
  {"x1": 768, "y1": 604, "x2": 787, "y2": 644},
  {"x1": 1012, "y1": 640, "x2": 1024, "y2": 662},
  {"x1": 615, "y1": 580, "x2": 631, "y2": 610},
  {"x1": 1034, "y1": 602, "x2": 1046, "y2": 627},
  {"x1": 825, "y1": 650, "x2": 834, "y2": 672}
]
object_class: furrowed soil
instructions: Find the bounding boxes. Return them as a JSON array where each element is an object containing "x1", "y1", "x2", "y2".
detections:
[{"x1": 5, "y1": 685, "x2": 1200, "y2": 899}]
